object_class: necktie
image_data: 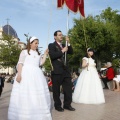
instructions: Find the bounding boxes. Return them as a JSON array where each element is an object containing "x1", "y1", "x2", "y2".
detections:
[{"x1": 60, "y1": 43, "x2": 63, "y2": 49}]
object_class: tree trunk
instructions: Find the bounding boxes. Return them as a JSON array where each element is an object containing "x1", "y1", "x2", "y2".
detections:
[{"x1": 96, "y1": 58, "x2": 101, "y2": 70}]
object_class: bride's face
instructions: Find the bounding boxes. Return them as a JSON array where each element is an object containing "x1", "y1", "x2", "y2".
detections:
[
  {"x1": 30, "y1": 40, "x2": 39, "y2": 50},
  {"x1": 88, "y1": 51, "x2": 94, "y2": 57}
]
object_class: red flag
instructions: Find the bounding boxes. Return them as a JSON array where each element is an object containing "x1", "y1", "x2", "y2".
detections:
[
  {"x1": 78, "y1": 0, "x2": 85, "y2": 17},
  {"x1": 57, "y1": 0, "x2": 85, "y2": 17},
  {"x1": 57, "y1": 0, "x2": 64, "y2": 8},
  {"x1": 65, "y1": 0, "x2": 85, "y2": 17}
]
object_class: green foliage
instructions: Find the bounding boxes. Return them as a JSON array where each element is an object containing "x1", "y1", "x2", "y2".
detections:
[
  {"x1": 112, "y1": 58, "x2": 120, "y2": 68},
  {"x1": 100, "y1": 7, "x2": 118, "y2": 22},
  {"x1": 43, "y1": 57, "x2": 52, "y2": 73},
  {"x1": 0, "y1": 34, "x2": 21, "y2": 68},
  {"x1": 68, "y1": 7, "x2": 120, "y2": 70}
]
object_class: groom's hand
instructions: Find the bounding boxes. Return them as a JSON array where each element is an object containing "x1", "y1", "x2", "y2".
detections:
[
  {"x1": 62, "y1": 47, "x2": 68, "y2": 53},
  {"x1": 65, "y1": 36, "x2": 70, "y2": 43}
]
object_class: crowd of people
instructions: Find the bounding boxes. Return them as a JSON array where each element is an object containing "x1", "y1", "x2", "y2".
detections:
[
  {"x1": 0, "y1": 73, "x2": 17, "y2": 97},
  {"x1": 45, "y1": 61, "x2": 120, "y2": 96},
  {"x1": 99, "y1": 62, "x2": 120, "y2": 91}
]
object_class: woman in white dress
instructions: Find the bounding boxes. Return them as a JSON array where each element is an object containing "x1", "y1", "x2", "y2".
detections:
[
  {"x1": 8, "y1": 36, "x2": 52, "y2": 120},
  {"x1": 72, "y1": 48, "x2": 105, "y2": 104},
  {"x1": 113, "y1": 74, "x2": 120, "y2": 91}
]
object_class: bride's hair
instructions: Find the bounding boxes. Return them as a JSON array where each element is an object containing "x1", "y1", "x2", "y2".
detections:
[
  {"x1": 85, "y1": 48, "x2": 95, "y2": 59},
  {"x1": 26, "y1": 38, "x2": 40, "y2": 55},
  {"x1": 85, "y1": 53, "x2": 95, "y2": 59},
  {"x1": 84, "y1": 48, "x2": 97, "y2": 65}
]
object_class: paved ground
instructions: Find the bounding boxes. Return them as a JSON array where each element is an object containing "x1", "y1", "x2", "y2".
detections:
[{"x1": 0, "y1": 82, "x2": 120, "y2": 120}]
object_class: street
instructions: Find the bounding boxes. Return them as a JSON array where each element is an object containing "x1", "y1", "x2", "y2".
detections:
[{"x1": 0, "y1": 82, "x2": 120, "y2": 120}]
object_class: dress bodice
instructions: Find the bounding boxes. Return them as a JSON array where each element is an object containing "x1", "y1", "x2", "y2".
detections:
[
  {"x1": 18, "y1": 50, "x2": 42, "y2": 67},
  {"x1": 83, "y1": 57, "x2": 96, "y2": 68}
]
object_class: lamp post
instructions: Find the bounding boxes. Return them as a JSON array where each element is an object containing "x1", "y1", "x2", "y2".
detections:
[{"x1": 24, "y1": 33, "x2": 29, "y2": 42}]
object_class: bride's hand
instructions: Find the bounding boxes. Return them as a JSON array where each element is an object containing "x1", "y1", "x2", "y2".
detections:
[
  {"x1": 86, "y1": 63, "x2": 89, "y2": 67},
  {"x1": 16, "y1": 74, "x2": 21, "y2": 83},
  {"x1": 44, "y1": 49, "x2": 49, "y2": 55}
]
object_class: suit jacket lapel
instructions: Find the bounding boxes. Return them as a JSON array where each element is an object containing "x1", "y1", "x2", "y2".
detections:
[{"x1": 54, "y1": 41, "x2": 62, "y2": 50}]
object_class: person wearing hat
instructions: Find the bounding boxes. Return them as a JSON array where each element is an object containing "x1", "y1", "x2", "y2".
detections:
[
  {"x1": 8, "y1": 36, "x2": 52, "y2": 120},
  {"x1": 73, "y1": 48, "x2": 105, "y2": 104}
]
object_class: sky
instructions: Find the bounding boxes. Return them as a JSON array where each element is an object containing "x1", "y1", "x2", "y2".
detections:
[{"x1": 1, "y1": 0, "x2": 120, "y2": 53}]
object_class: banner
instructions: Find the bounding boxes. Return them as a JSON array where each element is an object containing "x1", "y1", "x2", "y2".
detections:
[
  {"x1": 57, "y1": 0, "x2": 85, "y2": 17},
  {"x1": 57, "y1": 0, "x2": 64, "y2": 8}
]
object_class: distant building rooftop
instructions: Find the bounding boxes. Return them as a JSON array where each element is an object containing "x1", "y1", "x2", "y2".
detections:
[{"x1": 3, "y1": 24, "x2": 18, "y2": 38}]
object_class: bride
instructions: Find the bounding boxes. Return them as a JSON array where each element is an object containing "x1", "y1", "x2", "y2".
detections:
[{"x1": 72, "y1": 48, "x2": 105, "y2": 104}]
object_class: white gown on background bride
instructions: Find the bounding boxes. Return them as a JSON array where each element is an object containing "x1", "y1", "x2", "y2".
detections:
[
  {"x1": 8, "y1": 49, "x2": 52, "y2": 120},
  {"x1": 72, "y1": 57, "x2": 105, "y2": 104}
]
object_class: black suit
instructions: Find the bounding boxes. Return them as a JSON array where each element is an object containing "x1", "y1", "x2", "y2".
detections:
[
  {"x1": 0, "y1": 77, "x2": 4, "y2": 97},
  {"x1": 48, "y1": 41, "x2": 73, "y2": 108}
]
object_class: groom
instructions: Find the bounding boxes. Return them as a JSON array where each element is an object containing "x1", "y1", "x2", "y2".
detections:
[{"x1": 48, "y1": 30, "x2": 75, "y2": 112}]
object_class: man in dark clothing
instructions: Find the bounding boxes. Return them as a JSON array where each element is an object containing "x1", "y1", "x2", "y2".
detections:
[
  {"x1": 48, "y1": 30, "x2": 75, "y2": 112},
  {"x1": 0, "y1": 74, "x2": 4, "y2": 97}
]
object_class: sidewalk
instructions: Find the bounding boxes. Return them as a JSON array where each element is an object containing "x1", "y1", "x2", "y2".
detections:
[{"x1": 0, "y1": 82, "x2": 120, "y2": 120}]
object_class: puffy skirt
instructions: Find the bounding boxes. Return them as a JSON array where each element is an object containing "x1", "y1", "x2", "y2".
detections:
[
  {"x1": 72, "y1": 67, "x2": 105, "y2": 104},
  {"x1": 8, "y1": 65, "x2": 52, "y2": 120}
]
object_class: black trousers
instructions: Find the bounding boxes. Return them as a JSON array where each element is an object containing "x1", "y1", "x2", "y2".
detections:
[
  {"x1": 0, "y1": 87, "x2": 3, "y2": 97},
  {"x1": 102, "y1": 78, "x2": 112, "y2": 88},
  {"x1": 51, "y1": 72, "x2": 73, "y2": 108}
]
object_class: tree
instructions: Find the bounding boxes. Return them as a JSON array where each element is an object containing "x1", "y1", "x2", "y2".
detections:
[
  {"x1": 100, "y1": 7, "x2": 120, "y2": 59},
  {"x1": 100, "y1": 7, "x2": 118, "y2": 22},
  {"x1": 98, "y1": 7, "x2": 120, "y2": 76},
  {"x1": 43, "y1": 57, "x2": 52, "y2": 73},
  {"x1": 0, "y1": 33, "x2": 21, "y2": 69},
  {"x1": 68, "y1": 7, "x2": 120, "y2": 70}
]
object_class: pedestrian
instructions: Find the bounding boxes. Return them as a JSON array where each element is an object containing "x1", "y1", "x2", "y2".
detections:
[
  {"x1": 112, "y1": 73, "x2": 120, "y2": 91},
  {"x1": 73, "y1": 48, "x2": 105, "y2": 104},
  {"x1": 8, "y1": 36, "x2": 52, "y2": 120},
  {"x1": 48, "y1": 30, "x2": 75, "y2": 112},
  {"x1": 101, "y1": 62, "x2": 115, "y2": 89},
  {"x1": 0, "y1": 74, "x2": 4, "y2": 97}
]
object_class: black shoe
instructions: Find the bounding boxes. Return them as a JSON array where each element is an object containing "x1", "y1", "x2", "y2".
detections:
[
  {"x1": 64, "y1": 106, "x2": 75, "y2": 111},
  {"x1": 103, "y1": 87, "x2": 109, "y2": 89},
  {"x1": 55, "y1": 107, "x2": 64, "y2": 112}
]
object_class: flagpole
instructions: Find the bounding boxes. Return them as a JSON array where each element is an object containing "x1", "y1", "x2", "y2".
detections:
[
  {"x1": 67, "y1": 10, "x2": 69, "y2": 35},
  {"x1": 80, "y1": 15, "x2": 89, "y2": 70},
  {"x1": 47, "y1": 0, "x2": 54, "y2": 71},
  {"x1": 80, "y1": 15, "x2": 87, "y2": 49},
  {"x1": 65, "y1": 9, "x2": 69, "y2": 65}
]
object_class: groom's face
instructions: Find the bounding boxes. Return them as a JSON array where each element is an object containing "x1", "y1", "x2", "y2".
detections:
[{"x1": 55, "y1": 32, "x2": 63, "y2": 42}]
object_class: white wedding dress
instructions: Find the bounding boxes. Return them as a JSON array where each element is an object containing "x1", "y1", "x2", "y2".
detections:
[
  {"x1": 72, "y1": 57, "x2": 105, "y2": 104},
  {"x1": 8, "y1": 49, "x2": 52, "y2": 120}
]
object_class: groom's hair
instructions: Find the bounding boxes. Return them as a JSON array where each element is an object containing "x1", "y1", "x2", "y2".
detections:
[{"x1": 54, "y1": 30, "x2": 61, "y2": 36}]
